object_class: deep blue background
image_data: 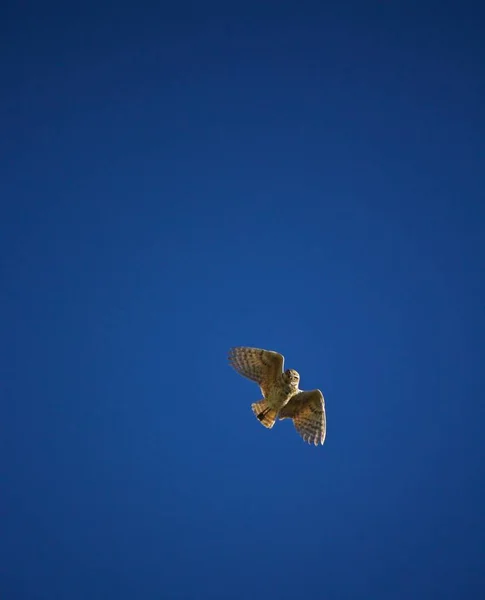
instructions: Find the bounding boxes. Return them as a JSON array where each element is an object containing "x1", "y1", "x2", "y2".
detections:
[{"x1": 2, "y1": 2, "x2": 484, "y2": 599}]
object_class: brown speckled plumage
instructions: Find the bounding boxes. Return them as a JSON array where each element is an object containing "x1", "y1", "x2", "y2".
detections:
[{"x1": 228, "y1": 346, "x2": 326, "y2": 446}]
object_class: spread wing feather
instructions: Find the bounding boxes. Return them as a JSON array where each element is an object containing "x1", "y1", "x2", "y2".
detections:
[
  {"x1": 279, "y1": 389, "x2": 326, "y2": 446},
  {"x1": 228, "y1": 346, "x2": 284, "y2": 396}
]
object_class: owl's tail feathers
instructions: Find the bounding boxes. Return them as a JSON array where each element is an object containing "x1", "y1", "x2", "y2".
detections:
[{"x1": 251, "y1": 400, "x2": 277, "y2": 429}]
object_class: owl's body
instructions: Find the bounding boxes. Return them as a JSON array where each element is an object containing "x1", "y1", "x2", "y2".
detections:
[
  {"x1": 228, "y1": 346, "x2": 326, "y2": 446},
  {"x1": 251, "y1": 371, "x2": 300, "y2": 428}
]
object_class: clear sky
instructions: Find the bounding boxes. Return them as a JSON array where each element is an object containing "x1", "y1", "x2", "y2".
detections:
[{"x1": 2, "y1": 2, "x2": 484, "y2": 599}]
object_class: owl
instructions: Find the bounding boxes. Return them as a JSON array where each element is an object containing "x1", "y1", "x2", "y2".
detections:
[{"x1": 228, "y1": 346, "x2": 326, "y2": 446}]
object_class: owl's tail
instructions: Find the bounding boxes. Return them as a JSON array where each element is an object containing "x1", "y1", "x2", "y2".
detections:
[{"x1": 251, "y1": 399, "x2": 278, "y2": 429}]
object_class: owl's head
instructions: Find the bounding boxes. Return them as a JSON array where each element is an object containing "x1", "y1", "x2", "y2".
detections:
[{"x1": 284, "y1": 369, "x2": 300, "y2": 387}]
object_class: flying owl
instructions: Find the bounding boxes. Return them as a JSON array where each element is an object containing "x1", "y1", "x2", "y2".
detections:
[{"x1": 228, "y1": 346, "x2": 326, "y2": 446}]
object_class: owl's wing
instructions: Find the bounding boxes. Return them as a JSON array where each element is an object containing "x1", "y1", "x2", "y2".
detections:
[
  {"x1": 279, "y1": 389, "x2": 326, "y2": 446},
  {"x1": 228, "y1": 346, "x2": 284, "y2": 396}
]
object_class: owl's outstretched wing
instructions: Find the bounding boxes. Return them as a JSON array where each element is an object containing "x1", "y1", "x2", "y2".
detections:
[
  {"x1": 228, "y1": 346, "x2": 284, "y2": 396},
  {"x1": 279, "y1": 389, "x2": 326, "y2": 445}
]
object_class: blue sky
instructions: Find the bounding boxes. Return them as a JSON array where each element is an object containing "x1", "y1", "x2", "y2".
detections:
[{"x1": 1, "y1": 2, "x2": 484, "y2": 599}]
